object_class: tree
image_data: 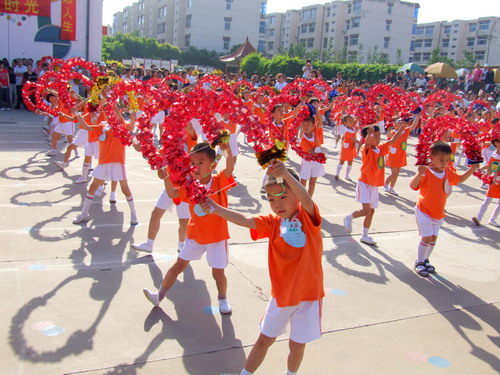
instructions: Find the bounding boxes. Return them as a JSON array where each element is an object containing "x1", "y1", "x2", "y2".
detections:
[
  {"x1": 366, "y1": 46, "x2": 387, "y2": 65},
  {"x1": 396, "y1": 48, "x2": 404, "y2": 65},
  {"x1": 287, "y1": 43, "x2": 307, "y2": 59},
  {"x1": 230, "y1": 44, "x2": 242, "y2": 54},
  {"x1": 455, "y1": 50, "x2": 476, "y2": 69},
  {"x1": 428, "y1": 48, "x2": 455, "y2": 67},
  {"x1": 330, "y1": 46, "x2": 348, "y2": 64}
]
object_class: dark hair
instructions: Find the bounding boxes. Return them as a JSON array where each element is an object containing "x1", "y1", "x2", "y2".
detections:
[
  {"x1": 265, "y1": 168, "x2": 299, "y2": 188},
  {"x1": 272, "y1": 104, "x2": 283, "y2": 113},
  {"x1": 430, "y1": 141, "x2": 452, "y2": 155},
  {"x1": 361, "y1": 125, "x2": 380, "y2": 138},
  {"x1": 46, "y1": 93, "x2": 57, "y2": 102},
  {"x1": 191, "y1": 142, "x2": 216, "y2": 161},
  {"x1": 342, "y1": 114, "x2": 353, "y2": 123},
  {"x1": 491, "y1": 139, "x2": 499, "y2": 147}
]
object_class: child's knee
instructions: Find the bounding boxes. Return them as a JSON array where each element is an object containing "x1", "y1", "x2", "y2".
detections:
[
  {"x1": 289, "y1": 340, "x2": 306, "y2": 354},
  {"x1": 172, "y1": 258, "x2": 189, "y2": 273},
  {"x1": 255, "y1": 333, "x2": 276, "y2": 348},
  {"x1": 211, "y1": 268, "x2": 226, "y2": 280}
]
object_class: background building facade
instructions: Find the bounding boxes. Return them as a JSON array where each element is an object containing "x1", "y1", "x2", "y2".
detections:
[{"x1": 112, "y1": 0, "x2": 267, "y2": 54}]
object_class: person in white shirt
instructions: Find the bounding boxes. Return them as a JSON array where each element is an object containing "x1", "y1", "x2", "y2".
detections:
[
  {"x1": 274, "y1": 74, "x2": 287, "y2": 91},
  {"x1": 13, "y1": 59, "x2": 27, "y2": 109},
  {"x1": 302, "y1": 59, "x2": 313, "y2": 79},
  {"x1": 415, "y1": 73, "x2": 427, "y2": 88}
]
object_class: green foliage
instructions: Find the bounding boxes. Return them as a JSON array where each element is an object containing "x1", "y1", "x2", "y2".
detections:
[
  {"x1": 103, "y1": 33, "x2": 181, "y2": 62},
  {"x1": 396, "y1": 48, "x2": 404, "y2": 66},
  {"x1": 429, "y1": 48, "x2": 455, "y2": 67},
  {"x1": 240, "y1": 52, "x2": 266, "y2": 75},
  {"x1": 179, "y1": 46, "x2": 224, "y2": 70},
  {"x1": 455, "y1": 50, "x2": 476, "y2": 70},
  {"x1": 104, "y1": 60, "x2": 126, "y2": 71}
]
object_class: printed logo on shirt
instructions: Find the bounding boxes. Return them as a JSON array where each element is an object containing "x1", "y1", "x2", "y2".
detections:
[
  {"x1": 280, "y1": 218, "x2": 306, "y2": 248},
  {"x1": 401, "y1": 141, "x2": 407, "y2": 151},
  {"x1": 377, "y1": 156, "x2": 385, "y2": 169}
]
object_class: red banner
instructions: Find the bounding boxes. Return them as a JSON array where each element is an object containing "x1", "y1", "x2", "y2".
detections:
[
  {"x1": 60, "y1": 0, "x2": 76, "y2": 41},
  {"x1": 0, "y1": 0, "x2": 51, "y2": 16}
]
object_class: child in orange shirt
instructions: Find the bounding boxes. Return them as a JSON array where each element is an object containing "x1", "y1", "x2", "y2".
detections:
[
  {"x1": 299, "y1": 115, "x2": 325, "y2": 197},
  {"x1": 72, "y1": 108, "x2": 138, "y2": 225},
  {"x1": 218, "y1": 112, "x2": 239, "y2": 165},
  {"x1": 343, "y1": 124, "x2": 406, "y2": 245},
  {"x1": 200, "y1": 161, "x2": 323, "y2": 375},
  {"x1": 252, "y1": 92, "x2": 267, "y2": 125},
  {"x1": 410, "y1": 142, "x2": 478, "y2": 277},
  {"x1": 334, "y1": 114, "x2": 359, "y2": 181},
  {"x1": 473, "y1": 138, "x2": 500, "y2": 227},
  {"x1": 143, "y1": 142, "x2": 235, "y2": 314}
]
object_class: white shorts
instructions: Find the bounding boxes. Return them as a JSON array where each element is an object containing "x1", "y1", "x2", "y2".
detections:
[
  {"x1": 355, "y1": 180, "x2": 379, "y2": 208},
  {"x1": 260, "y1": 298, "x2": 322, "y2": 344},
  {"x1": 299, "y1": 159, "x2": 325, "y2": 180},
  {"x1": 54, "y1": 120, "x2": 75, "y2": 136},
  {"x1": 178, "y1": 238, "x2": 228, "y2": 269},
  {"x1": 72, "y1": 129, "x2": 88, "y2": 148},
  {"x1": 377, "y1": 120, "x2": 385, "y2": 133},
  {"x1": 155, "y1": 190, "x2": 190, "y2": 219},
  {"x1": 151, "y1": 111, "x2": 166, "y2": 125},
  {"x1": 84, "y1": 141, "x2": 99, "y2": 159},
  {"x1": 91, "y1": 163, "x2": 126, "y2": 181},
  {"x1": 415, "y1": 207, "x2": 443, "y2": 237}
]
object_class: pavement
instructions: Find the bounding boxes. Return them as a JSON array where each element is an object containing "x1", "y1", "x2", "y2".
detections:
[{"x1": 0, "y1": 110, "x2": 499, "y2": 375}]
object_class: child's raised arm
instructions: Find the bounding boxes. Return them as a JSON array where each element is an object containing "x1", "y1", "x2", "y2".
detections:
[
  {"x1": 458, "y1": 164, "x2": 479, "y2": 183},
  {"x1": 220, "y1": 143, "x2": 234, "y2": 178},
  {"x1": 200, "y1": 199, "x2": 256, "y2": 229},
  {"x1": 158, "y1": 169, "x2": 179, "y2": 199}
]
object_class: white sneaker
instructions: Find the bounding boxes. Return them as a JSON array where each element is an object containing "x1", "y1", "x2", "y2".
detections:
[
  {"x1": 360, "y1": 235, "x2": 377, "y2": 245},
  {"x1": 388, "y1": 187, "x2": 399, "y2": 196},
  {"x1": 383, "y1": 185, "x2": 390, "y2": 192},
  {"x1": 95, "y1": 184, "x2": 105, "y2": 196},
  {"x1": 74, "y1": 176, "x2": 88, "y2": 184},
  {"x1": 131, "y1": 242, "x2": 153, "y2": 253},
  {"x1": 488, "y1": 219, "x2": 500, "y2": 227},
  {"x1": 45, "y1": 149, "x2": 57, "y2": 156},
  {"x1": 73, "y1": 214, "x2": 90, "y2": 224},
  {"x1": 130, "y1": 215, "x2": 139, "y2": 226},
  {"x1": 143, "y1": 289, "x2": 160, "y2": 307},
  {"x1": 218, "y1": 298, "x2": 232, "y2": 314},
  {"x1": 54, "y1": 161, "x2": 68, "y2": 170},
  {"x1": 343, "y1": 215, "x2": 353, "y2": 233},
  {"x1": 480, "y1": 183, "x2": 487, "y2": 190},
  {"x1": 345, "y1": 176, "x2": 353, "y2": 182}
]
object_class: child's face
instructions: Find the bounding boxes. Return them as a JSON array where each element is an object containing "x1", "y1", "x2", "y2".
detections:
[
  {"x1": 430, "y1": 152, "x2": 451, "y2": 170},
  {"x1": 272, "y1": 106, "x2": 283, "y2": 120},
  {"x1": 190, "y1": 152, "x2": 214, "y2": 181},
  {"x1": 311, "y1": 101, "x2": 319, "y2": 109},
  {"x1": 367, "y1": 130, "x2": 381, "y2": 146},
  {"x1": 256, "y1": 94, "x2": 265, "y2": 104},
  {"x1": 302, "y1": 119, "x2": 315, "y2": 133},
  {"x1": 266, "y1": 184, "x2": 300, "y2": 219},
  {"x1": 345, "y1": 118, "x2": 354, "y2": 128}
]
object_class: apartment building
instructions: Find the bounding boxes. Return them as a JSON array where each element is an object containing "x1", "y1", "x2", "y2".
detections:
[
  {"x1": 264, "y1": 0, "x2": 419, "y2": 64},
  {"x1": 410, "y1": 17, "x2": 500, "y2": 65},
  {"x1": 112, "y1": 0, "x2": 267, "y2": 54}
]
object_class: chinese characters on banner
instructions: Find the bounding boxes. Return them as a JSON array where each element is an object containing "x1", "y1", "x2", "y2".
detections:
[
  {"x1": 60, "y1": 0, "x2": 76, "y2": 41},
  {"x1": 0, "y1": 0, "x2": 51, "y2": 16}
]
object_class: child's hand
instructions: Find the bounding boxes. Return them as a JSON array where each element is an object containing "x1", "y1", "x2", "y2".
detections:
[
  {"x1": 418, "y1": 166, "x2": 427, "y2": 176},
  {"x1": 268, "y1": 159, "x2": 287, "y2": 179},
  {"x1": 132, "y1": 143, "x2": 141, "y2": 152},
  {"x1": 219, "y1": 142, "x2": 229, "y2": 151},
  {"x1": 157, "y1": 168, "x2": 168, "y2": 180},
  {"x1": 200, "y1": 200, "x2": 215, "y2": 214}
]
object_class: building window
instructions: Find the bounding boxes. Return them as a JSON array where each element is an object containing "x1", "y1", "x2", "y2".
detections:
[
  {"x1": 413, "y1": 53, "x2": 421, "y2": 62},
  {"x1": 345, "y1": 20, "x2": 350, "y2": 30},
  {"x1": 422, "y1": 52, "x2": 431, "y2": 61},
  {"x1": 223, "y1": 37, "x2": 231, "y2": 51},
  {"x1": 138, "y1": 15, "x2": 144, "y2": 25},
  {"x1": 327, "y1": 7, "x2": 331, "y2": 17},
  {"x1": 344, "y1": 36, "x2": 348, "y2": 47},
  {"x1": 261, "y1": 2, "x2": 267, "y2": 16},
  {"x1": 425, "y1": 26, "x2": 434, "y2": 34},
  {"x1": 467, "y1": 38, "x2": 475, "y2": 47},
  {"x1": 350, "y1": 34, "x2": 359, "y2": 46},
  {"x1": 384, "y1": 37, "x2": 390, "y2": 48},
  {"x1": 410, "y1": 40, "x2": 415, "y2": 51},
  {"x1": 259, "y1": 21, "x2": 266, "y2": 34},
  {"x1": 268, "y1": 28, "x2": 275, "y2": 37},
  {"x1": 306, "y1": 38, "x2": 314, "y2": 48},
  {"x1": 475, "y1": 51, "x2": 485, "y2": 60},
  {"x1": 269, "y1": 16, "x2": 276, "y2": 25},
  {"x1": 157, "y1": 22, "x2": 166, "y2": 34},
  {"x1": 477, "y1": 36, "x2": 487, "y2": 45},
  {"x1": 187, "y1": 0, "x2": 192, "y2": 7},
  {"x1": 444, "y1": 25, "x2": 451, "y2": 34},
  {"x1": 440, "y1": 52, "x2": 448, "y2": 57},
  {"x1": 424, "y1": 39, "x2": 432, "y2": 47},
  {"x1": 325, "y1": 22, "x2": 329, "y2": 32},
  {"x1": 308, "y1": 23, "x2": 315, "y2": 32},
  {"x1": 258, "y1": 40, "x2": 266, "y2": 52},
  {"x1": 414, "y1": 39, "x2": 422, "y2": 48},
  {"x1": 386, "y1": 20, "x2": 391, "y2": 31},
  {"x1": 123, "y1": 9, "x2": 128, "y2": 18},
  {"x1": 301, "y1": 8, "x2": 317, "y2": 20},
  {"x1": 138, "y1": 0, "x2": 144, "y2": 11},
  {"x1": 347, "y1": 5, "x2": 351, "y2": 14},
  {"x1": 268, "y1": 41, "x2": 274, "y2": 50},
  {"x1": 158, "y1": 6, "x2": 167, "y2": 18},
  {"x1": 388, "y1": 3, "x2": 393, "y2": 14},
  {"x1": 442, "y1": 39, "x2": 449, "y2": 48},
  {"x1": 158, "y1": 39, "x2": 165, "y2": 44},
  {"x1": 123, "y1": 23, "x2": 128, "y2": 31},
  {"x1": 226, "y1": 0, "x2": 232, "y2": 11},
  {"x1": 413, "y1": 6, "x2": 419, "y2": 18},
  {"x1": 416, "y1": 26, "x2": 424, "y2": 35},
  {"x1": 353, "y1": 1, "x2": 361, "y2": 12},
  {"x1": 185, "y1": 34, "x2": 190, "y2": 47},
  {"x1": 300, "y1": 24, "x2": 307, "y2": 33},
  {"x1": 186, "y1": 15, "x2": 192, "y2": 28},
  {"x1": 469, "y1": 23, "x2": 477, "y2": 32},
  {"x1": 224, "y1": 17, "x2": 232, "y2": 31},
  {"x1": 323, "y1": 37, "x2": 328, "y2": 48},
  {"x1": 352, "y1": 17, "x2": 360, "y2": 28},
  {"x1": 479, "y1": 20, "x2": 490, "y2": 30}
]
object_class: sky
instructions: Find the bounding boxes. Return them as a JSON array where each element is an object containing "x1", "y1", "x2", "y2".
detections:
[{"x1": 103, "y1": 0, "x2": 500, "y2": 26}]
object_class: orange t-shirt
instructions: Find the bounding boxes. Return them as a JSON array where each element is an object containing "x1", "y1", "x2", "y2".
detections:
[
  {"x1": 413, "y1": 168, "x2": 460, "y2": 220},
  {"x1": 271, "y1": 118, "x2": 291, "y2": 148},
  {"x1": 359, "y1": 143, "x2": 390, "y2": 186},
  {"x1": 253, "y1": 103, "x2": 267, "y2": 124},
  {"x1": 178, "y1": 171, "x2": 236, "y2": 245},
  {"x1": 386, "y1": 129, "x2": 410, "y2": 168},
  {"x1": 250, "y1": 204, "x2": 324, "y2": 307},
  {"x1": 300, "y1": 127, "x2": 323, "y2": 154},
  {"x1": 58, "y1": 104, "x2": 75, "y2": 123},
  {"x1": 241, "y1": 99, "x2": 254, "y2": 115},
  {"x1": 98, "y1": 127, "x2": 126, "y2": 165},
  {"x1": 340, "y1": 127, "x2": 357, "y2": 162},
  {"x1": 82, "y1": 110, "x2": 106, "y2": 140},
  {"x1": 486, "y1": 152, "x2": 500, "y2": 199},
  {"x1": 219, "y1": 118, "x2": 237, "y2": 134}
]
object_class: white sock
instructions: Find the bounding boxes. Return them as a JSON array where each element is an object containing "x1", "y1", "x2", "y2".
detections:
[
  {"x1": 417, "y1": 241, "x2": 429, "y2": 263},
  {"x1": 240, "y1": 370, "x2": 253, "y2": 375},
  {"x1": 362, "y1": 227, "x2": 369, "y2": 237},
  {"x1": 347, "y1": 213, "x2": 353, "y2": 220},
  {"x1": 286, "y1": 370, "x2": 298, "y2": 375},
  {"x1": 335, "y1": 164, "x2": 342, "y2": 176},
  {"x1": 476, "y1": 196, "x2": 491, "y2": 221},
  {"x1": 147, "y1": 238, "x2": 154, "y2": 247},
  {"x1": 345, "y1": 165, "x2": 352, "y2": 178},
  {"x1": 110, "y1": 191, "x2": 117, "y2": 201},
  {"x1": 81, "y1": 163, "x2": 91, "y2": 179},
  {"x1": 95, "y1": 184, "x2": 105, "y2": 196},
  {"x1": 425, "y1": 242, "x2": 436, "y2": 260},
  {"x1": 178, "y1": 241, "x2": 185, "y2": 250},
  {"x1": 81, "y1": 194, "x2": 94, "y2": 217},
  {"x1": 127, "y1": 196, "x2": 137, "y2": 217},
  {"x1": 490, "y1": 201, "x2": 500, "y2": 221}
]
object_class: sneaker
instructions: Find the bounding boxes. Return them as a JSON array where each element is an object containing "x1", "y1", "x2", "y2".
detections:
[
  {"x1": 383, "y1": 185, "x2": 390, "y2": 193},
  {"x1": 260, "y1": 187, "x2": 266, "y2": 194},
  {"x1": 472, "y1": 217, "x2": 481, "y2": 226},
  {"x1": 131, "y1": 242, "x2": 153, "y2": 253},
  {"x1": 109, "y1": 193, "x2": 117, "y2": 204},
  {"x1": 0, "y1": 108, "x2": 5, "y2": 111},
  {"x1": 480, "y1": 183, "x2": 487, "y2": 190},
  {"x1": 130, "y1": 215, "x2": 139, "y2": 226},
  {"x1": 54, "y1": 161, "x2": 68, "y2": 170},
  {"x1": 73, "y1": 214, "x2": 90, "y2": 224},
  {"x1": 360, "y1": 235, "x2": 377, "y2": 245},
  {"x1": 6, "y1": 108, "x2": 11, "y2": 111},
  {"x1": 143, "y1": 289, "x2": 160, "y2": 307},
  {"x1": 74, "y1": 176, "x2": 88, "y2": 184},
  {"x1": 343, "y1": 215, "x2": 353, "y2": 233},
  {"x1": 345, "y1": 176, "x2": 352, "y2": 182},
  {"x1": 45, "y1": 149, "x2": 57, "y2": 156},
  {"x1": 334, "y1": 175, "x2": 339, "y2": 181},
  {"x1": 218, "y1": 298, "x2": 232, "y2": 314},
  {"x1": 424, "y1": 259, "x2": 435, "y2": 273},
  {"x1": 74, "y1": 150, "x2": 80, "y2": 158},
  {"x1": 488, "y1": 219, "x2": 500, "y2": 227},
  {"x1": 388, "y1": 187, "x2": 399, "y2": 196},
  {"x1": 414, "y1": 261, "x2": 429, "y2": 277}
]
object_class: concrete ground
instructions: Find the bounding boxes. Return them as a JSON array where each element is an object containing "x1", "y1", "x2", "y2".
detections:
[{"x1": 0, "y1": 110, "x2": 498, "y2": 375}]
